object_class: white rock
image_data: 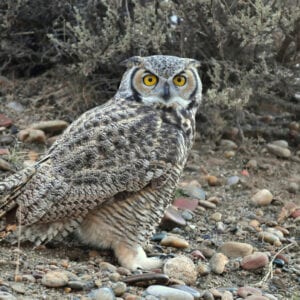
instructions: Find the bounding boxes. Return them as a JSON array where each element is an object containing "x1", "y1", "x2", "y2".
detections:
[
  {"x1": 266, "y1": 144, "x2": 291, "y2": 158},
  {"x1": 145, "y1": 285, "x2": 193, "y2": 300},
  {"x1": 209, "y1": 253, "x2": 228, "y2": 274},
  {"x1": 163, "y1": 255, "x2": 197, "y2": 285},
  {"x1": 251, "y1": 189, "x2": 273, "y2": 206},
  {"x1": 271, "y1": 140, "x2": 289, "y2": 148},
  {"x1": 41, "y1": 271, "x2": 68, "y2": 287}
]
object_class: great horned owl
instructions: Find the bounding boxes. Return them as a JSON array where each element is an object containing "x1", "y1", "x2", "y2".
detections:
[{"x1": 0, "y1": 55, "x2": 202, "y2": 270}]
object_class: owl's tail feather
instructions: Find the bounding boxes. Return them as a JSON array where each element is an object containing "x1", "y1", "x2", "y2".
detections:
[{"x1": 0, "y1": 166, "x2": 37, "y2": 219}]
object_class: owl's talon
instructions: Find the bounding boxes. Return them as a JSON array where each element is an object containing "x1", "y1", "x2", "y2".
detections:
[{"x1": 114, "y1": 243, "x2": 164, "y2": 271}]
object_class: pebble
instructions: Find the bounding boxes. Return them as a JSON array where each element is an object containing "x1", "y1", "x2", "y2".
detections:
[
  {"x1": 198, "y1": 200, "x2": 216, "y2": 209},
  {"x1": 173, "y1": 197, "x2": 198, "y2": 211},
  {"x1": 288, "y1": 182, "x2": 299, "y2": 193},
  {"x1": 258, "y1": 231, "x2": 282, "y2": 246},
  {"x1": 21, "y1": 274, "x2": 36, "y2": 283},
  {"x1": 251, "y1": 189, "x2": 273, "y2": 206},
  {"x1": 208, "y1": 196, "x2": 222, "y2": 204},
  {"x1": 244, "y1": 296, "x2": 269, "y2": 300},
  {"x1": 112, "y1": 281, "x2": 127, "y2": 296},
  {"x1": 197, "y1": 262, "x2": 211, "y2": 276},
  {"x1": 210, "y1": 289, "x2": 223, "y2": 298},
  {"x1": 274, "y1": 226, "x2": 289, "y2": 236},
  {"x1": 0, "y1": 291, "x2": 17, "y2": 300},
  {"x1": 249, "y1": 220, "x2": 261, "y2": 231},
  {"x1": 216, "y1": 222, "x2": 226, "y2": 232},
  {"x1": 145, "y1": 285, "x2": 193, "y2": 300},
  {"x1": 0, "y1": 158, "x2": 12, "y2": 171},
  {"x1": 151, "y1": 232, "x2": 167, "y2": 242},
  {"x1": 6, "y1": 101, "x2": 24, "y2": 113},
  {"x1": 273, "y1": 258, "x2": 285, "y2": 268},
  {"x1": 181, "y1": 209, "x2": 193, "y2": 221},
  {"x1": 30, "y1": 120, "x2": 69, "y2": 134},
  {"x1": 181, "y1": 182, "x2": 206, "y2": 200},
  {"x1": 246, "y1": 159, "x2": 258, "y2": 169},
  {"x1": 210, "y1": 212, "x2": 222, "y2": 222},
  {"x1": 117, "y1": 267, "x2": 131, "y2": 276},
  {"x1": 264, "y1": 293, "x2": 278, "y2": 300},
  {"x1": 206, "y1": 175, "x2": 220, "y2": 186},
  {"x1": 10, "y1": 283, "x2": 25, "y2": 294},
  {"x1": 88, "y1": 287, "x2": 116, "y2": 300},
  {"x1": 160, "y1": 235, "x2": 189, "y2": 248},
  {"x1": 0, "y1": 114, "x2": 13, "y2": 127},
  {"x1": 109, "y1": 272, "x2": 121, "y2": 282},
  {"x1": 218, "y1": 241, "x2": 253, "y2": 258},
  {"x1": 124, "y1": 294, "x2": 142, "y2": 300},
  {"x1": 224, "y1": 150, "x2": 236, "y2": 158},
  {"x1": 171, "y1": 285, "x2": 201, "y2": 299},
  {"x1": 0, "y1": 135, "x2": 14, "y2": 145},
  {"x1": 123, "y1": 273, "x2": 169, "y2": 287},
  {"x1": 100, "y1": 262, "x2": 117, "y2": 273},
  {"x1": 191, "y1": 250, "x2": 206, "y2": 260},
  {"x1": 227, "y1": 175, "x2": 240, "y2": 186},
  {"x1": 160, "y1": 206, "x2": 186, "y2": 230},
  {"x1": 266, "y1": 143, "x2": 291, "y2": 158},
  {"x1": 241, "y1": 252, "x2": 269, "y2": 270},
  {"x1": 219, "y1": 139, "x2": 238, "y2": 150},
  {"x1": 203, "y1": 291, "x2": 214, "y2": 300},
  {"x1": 291, "y1": 209, "x2": 300, "y2": 218},
  {"x1": 41, "y1": 271, "x2": 69, "y2": 287},
  {"x1": 68, "y1": 280, "x2": 89, "y2": 290},
  {"x1": 221, "y1": 291, "x2": 233, "y2": 300},
  {"x1": 18, "y1": 128, "x2": 46, "y2": 143},
  {"x1": 266, "y1": 228, "x2": 284, "y2": 240},
  {"x1": 271, "y1": 140, "x2": 289, "y2": 148},
  {"x1": 237, "y1": 286, "x2": 262, "y2": 297},
  {"x1": 209, "y1": 253, "x2": 228, "y2": 274},
  {"x1": 199, "y1": 246, "x2": 215, "y2": 258},
  {"x1": 163, "y1": 255, "x2": 197, "y2": 285},
  {"x1": 289, "y1": 121, "x2": 299, "y2": 131}
]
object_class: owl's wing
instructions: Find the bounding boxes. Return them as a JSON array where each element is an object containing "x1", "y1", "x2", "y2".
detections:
[{"x1": 12, "y1": 100, "x2": 182, "y2": 225}]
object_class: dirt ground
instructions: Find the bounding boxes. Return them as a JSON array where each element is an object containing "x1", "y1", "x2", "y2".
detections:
[{"x1": 0, "y1": 77, "x2": 299, "y2": 299}]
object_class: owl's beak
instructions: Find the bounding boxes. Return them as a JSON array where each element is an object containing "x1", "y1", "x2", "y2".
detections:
[{"x1": 162, "y1": 83, "x2": 170, "y2": 101}]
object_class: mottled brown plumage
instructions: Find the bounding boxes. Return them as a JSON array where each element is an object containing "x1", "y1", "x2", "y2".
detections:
[{"x1": 0, "y1": 55, "x2": 202, "y2": 270}]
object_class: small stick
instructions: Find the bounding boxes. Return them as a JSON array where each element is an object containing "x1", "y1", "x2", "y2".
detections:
[
  {"x1": 14, "y1": 204, "x2": 22, "y2": 281},
  {"x1": 255, "y1": 241, "x2": 298, "y2": 288}
]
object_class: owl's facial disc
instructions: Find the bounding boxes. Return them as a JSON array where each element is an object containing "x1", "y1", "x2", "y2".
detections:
[{"x1": 132, "y1": 68, "x2": 198, "y2": 109}]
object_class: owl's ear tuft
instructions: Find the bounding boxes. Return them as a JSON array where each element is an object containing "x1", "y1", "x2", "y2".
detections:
[
  {"x1": 185, "y1": 59, "x2": 201, "y2": 68},
  {"x1": 120, "y1": 56, "x2": 144, "y2": 67}
]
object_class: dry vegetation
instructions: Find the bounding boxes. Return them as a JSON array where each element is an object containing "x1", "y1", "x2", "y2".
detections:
[{"x1": 1, "y1": 1, "x2": 299, "y2": 123}]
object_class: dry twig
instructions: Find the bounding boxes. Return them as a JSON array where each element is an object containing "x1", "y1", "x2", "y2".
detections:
[{"x1": 255, "y1": 241, "x2": 298, "y2": 288}]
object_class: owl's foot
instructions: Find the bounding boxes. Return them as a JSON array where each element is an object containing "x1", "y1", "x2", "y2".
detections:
[{"x1": 114, "y1": 243, "x2": 163, "y2": 271}]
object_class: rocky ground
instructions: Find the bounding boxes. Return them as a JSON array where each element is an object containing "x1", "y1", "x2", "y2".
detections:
[{"x1": 0, "y1": 100, "x2": 300, "y2": 300}]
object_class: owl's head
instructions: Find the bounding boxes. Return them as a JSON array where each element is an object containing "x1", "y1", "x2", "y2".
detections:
[{"x1": 117, "y1": 55, "x2": 202, "y2": 111}]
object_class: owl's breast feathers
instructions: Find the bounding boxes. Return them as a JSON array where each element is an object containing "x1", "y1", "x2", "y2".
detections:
[{"x1": 0, "y1": 99, "x2": 195, "y2": 228}]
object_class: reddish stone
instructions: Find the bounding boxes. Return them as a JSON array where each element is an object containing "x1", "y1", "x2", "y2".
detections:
[
  {"x1": 291, "y1": 209, "x2": 300, "y2": 218},
  {"x1": 241, "y1": 169, "x2": 249, "y2": 176},
  {"x1": 241, "y1": 252, "x2": 269, "y2": 270},
  {"x1": 0, "y1": 114, "x2": 13, "y2": 127},
  {"x1": 173, "y1": 197, "x2": 198, "y2": 211},
  {"x1": 191, "y1": 250, "x2": 206, "y2": 260},
  {"x1": 0, "y1": 148, "x2": 9, "y2": 155},
  {"x1": 160, "y1": 205, "x2": 186, "y2": 230}
]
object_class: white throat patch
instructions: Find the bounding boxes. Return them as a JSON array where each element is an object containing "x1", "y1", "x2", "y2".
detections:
[{"x1": 141, "y1": 96, "x2": 190, "y2": 109}]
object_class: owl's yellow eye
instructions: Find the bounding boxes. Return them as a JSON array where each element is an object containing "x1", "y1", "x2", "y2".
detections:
[
  {"x1": 143, "y1": 74, "x2": 158, "y2": 86},
  {"x1": 173, "y1": 75, "x2": 186, "y2": 87}
]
